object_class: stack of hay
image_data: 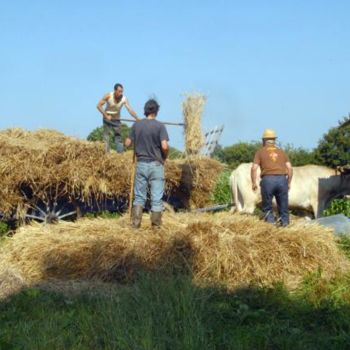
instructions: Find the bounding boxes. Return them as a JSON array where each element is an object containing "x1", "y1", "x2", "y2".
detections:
[
  {"x1": 0, "y1": 128, "x2": 223, "y2": 218},
  {"x1": 0, "y1": 212, "x2": 348, "y2": 299},
  {"x1": 182, "y1": 93, "x2": 206, "y2": 156}
]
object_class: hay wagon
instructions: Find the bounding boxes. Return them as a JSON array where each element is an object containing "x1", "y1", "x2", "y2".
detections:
[{"x1": 0, "y1": 129, "x2": 222, "y2": 224}]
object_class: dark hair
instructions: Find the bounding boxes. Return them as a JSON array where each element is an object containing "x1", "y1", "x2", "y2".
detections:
[
  {"x1": 144, "y1": 99, "x2": 160, "y2": 116},
  {"x1": 114, "y1": 83, "x2": 123, "y2": 90}
]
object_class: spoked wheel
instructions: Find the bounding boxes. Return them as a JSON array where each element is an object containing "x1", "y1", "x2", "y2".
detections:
[{"x1": 25, "y1": 200, "x2": 78, "y2": 224}]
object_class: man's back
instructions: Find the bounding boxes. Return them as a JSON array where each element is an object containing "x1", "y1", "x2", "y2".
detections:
[
  {"x1": 254, "y1": 145, "x2": 289, "y2": 176},
  {"x1": 130, "y1": 119, "x2": 169, "y2": 163}
]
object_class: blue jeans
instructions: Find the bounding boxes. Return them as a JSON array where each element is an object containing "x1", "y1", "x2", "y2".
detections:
[
  {"x1": 103, "y1": 120, "x2": 124, "y2": 153},
  {"x1": 260, "y1": 175, "x2": 289, "y2": 226},
  {"x1": 133, "y1": 161, "x2": 165, "y2": 212}
]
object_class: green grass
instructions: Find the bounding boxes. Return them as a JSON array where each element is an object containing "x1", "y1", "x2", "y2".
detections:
[
  {"x1": 83, "y1": 211, "x2": 121, "y2": 219},
  {"x1": 0, "y1": 221, "x2": 10, "y2": 238},
  {"x1": 2, "y1": 216, "x2": 350, "y2": 349},
  {"x1": 323, "y1": 198, "x2": 350, "y2": 217},
  {"x1": 1, "y1": 271, "x2": 350, "y2": 349},
  {"x1": 211, "y1": 169, "x2": 231, "y2": 205},
  {"x1": 337, "y1": 235, "x2": 350, "y2": 260}
]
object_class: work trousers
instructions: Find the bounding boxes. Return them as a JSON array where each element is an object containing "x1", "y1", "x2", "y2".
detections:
[
  {"x1": 133, "y1": 161, "x2": 165, "y2": 212},
  {"x1": 260, "y1": 175, "x2": 289, "y2": 226},
  {"x1": 103, "y1": 120, "x2": 124, "y2": 153}
]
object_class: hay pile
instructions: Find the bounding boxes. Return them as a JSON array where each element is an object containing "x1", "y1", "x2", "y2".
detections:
[
  {"x1": 0, "y1": 213, "x2": 347, "y2": 298},
  {"x1": 182, "y1": 93, "x2": 206, "y2": 155},
  {"x1": 0, "y1": 128, "x2": 223, "y2": 217}
]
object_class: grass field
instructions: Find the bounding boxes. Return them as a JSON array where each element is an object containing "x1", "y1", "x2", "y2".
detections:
[
  {"x1": 1, "y1": 230, "x2": 350, "y2": 349},
  {"x1": 1, "y1": 255, "x2": 350, "y2": 349}
]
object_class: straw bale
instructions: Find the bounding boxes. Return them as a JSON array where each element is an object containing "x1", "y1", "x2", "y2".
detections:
[
  {"x1": 0, "y1": 213, "x2": 347, "y2": 299},
  {"x1": 182, "y1": 93, "x2": 206, "y2": 155},
  {"x1": 0, "y1": 128, "x2": 222, "y2": 217},
  {"x1": 0, "y1": 267, "x2": 27, "y2": 299}
]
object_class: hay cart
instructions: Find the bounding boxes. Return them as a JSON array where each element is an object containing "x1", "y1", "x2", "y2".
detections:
[{"x1": 0, "y1": 129, "x2": 223, "y2": 225}]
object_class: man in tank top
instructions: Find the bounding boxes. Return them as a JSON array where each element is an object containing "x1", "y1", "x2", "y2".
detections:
[
  {"x1": 251, "y1": 129, "x2": 293, "y2": 226},
  {"x1": 97, "y1": 83, "x2": 139, "y2": 153}
]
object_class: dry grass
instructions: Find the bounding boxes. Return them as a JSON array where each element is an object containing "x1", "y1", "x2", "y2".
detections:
[
  {"x1": 0, "y1": 212, "x2": 347, "y2": 299},
  {"x1": 0, "y1": 128, "x2": 222, "y2": 218},
  {"x1": 0, "y1": 267, "x2": 28, "y2": 300},
  {"x1": 182, "y1": 93, "x2": 206, "y2": 156}
]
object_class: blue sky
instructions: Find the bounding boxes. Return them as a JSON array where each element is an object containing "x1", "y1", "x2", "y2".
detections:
[{"x1": 0, "y1": 0, "x2": 349, "y2": 151}]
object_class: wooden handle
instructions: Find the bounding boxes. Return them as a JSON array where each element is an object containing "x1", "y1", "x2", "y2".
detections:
[{"x1": 128, "y1": 154, "x2": 137, "y2": 220}]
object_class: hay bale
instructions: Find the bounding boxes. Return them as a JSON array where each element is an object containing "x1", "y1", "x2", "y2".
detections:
[
  {"x1": 0, "y1": 128, "x2": 223, "y2": 217},
  {"x1": 0, "y1": 213, "x2": 347, "y2": 299},
  {"x1": 0, "y1": 268, "x2": 27, "y2": 300},
  {"x1": 182, "y1": 93, "x2": 206, "y2": 155}
]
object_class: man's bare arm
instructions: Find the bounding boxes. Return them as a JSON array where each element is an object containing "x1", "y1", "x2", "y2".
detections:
[
  {"x1": 161, "y1": 140, "x2": 169, "y2": 160},
  {"x1": 125, "y1": 137, "x2": 132, "y2": 148},
  {"x1": 124, "y1": 98, "x2": 139, "y2": 120},
  {"x1": 96, "y1": 93, "x2": 110, "y2": 120},
  {"x1": 286, "y1": 162, "x2": 293, "y2": 189},
  {"x1": 251, "y1": 163, "x2": 259, "y2": 191}
]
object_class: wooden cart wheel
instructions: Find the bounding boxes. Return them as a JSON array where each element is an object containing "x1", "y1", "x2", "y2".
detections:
[{"x1": 25, "y1": 200, "x2": 77, "y2": 224}]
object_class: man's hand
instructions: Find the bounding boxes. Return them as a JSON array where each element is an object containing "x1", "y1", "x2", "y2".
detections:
[
  {"x1": 161, "y1": 140, "x2": 169, "y2": 160},
  {"x1": 286, "y1": 162, "x2": 293, "y2": 192},
  {"x1": 125, "y1": 137, "x2": 132, "y2": 148},
  {"x1": 252, "y1": 183, "x2": 258, "y2": 192},
  {"x1": 103, "y1": 112, "x2": 112, "y2": 121}
]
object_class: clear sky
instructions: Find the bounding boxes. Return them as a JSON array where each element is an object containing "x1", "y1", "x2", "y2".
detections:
[{"x1": 0, "y1": 0, "x2": 349, "y2": 151}]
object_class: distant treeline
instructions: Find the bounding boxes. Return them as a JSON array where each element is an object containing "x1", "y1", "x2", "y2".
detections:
[
  {"x1": 212, "y1": 115, "x2": 350, "y2": 169},
  {"x1": 88, "y1": 116, "x2": 350, "y2": 169},
  {"x1": 212, "y1": 142, "x2": 316, "y2": 169}
]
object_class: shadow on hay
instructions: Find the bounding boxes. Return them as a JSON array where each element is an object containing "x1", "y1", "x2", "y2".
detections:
[
  {"x1": 41, "y1": 234, "x2": 196, "y2": 284},
  {"x1": 166, "y1": 163, "x2": 195, "y2": 210}
]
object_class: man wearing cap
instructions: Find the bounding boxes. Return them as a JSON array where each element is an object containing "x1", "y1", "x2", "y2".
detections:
[
  {"x1": 251, "y1": 129, "x2": 293, "y2": 226},
  {"x1": 97, "y1": 83, "x2": 139, "y2": 153}
]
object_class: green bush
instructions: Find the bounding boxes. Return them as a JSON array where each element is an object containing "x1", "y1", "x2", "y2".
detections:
[
  {"x1": 84, "y1": 211, "x2": 121, "y2": 219},
  {"x1": 314, "y1": 117, "x2": 350, "y2": 169},
  {"x1": 0, "y1": 221, "x2": 10, "y2": 237},
  {"x1": 213, "y1": 142, "x2": 316, "y2": 169},
  {"x1": 284, "y1": 144, "x2": 317, "y2": 166},
  {"x1": 323, "y1": 199, "x2": 350, "y2": 217},
  {"x1": 218, "y1": 142, "x2": 261, "y2": 169},
  {"x1": 211, "y1": 170, "x2": 231, "y2": 205}
]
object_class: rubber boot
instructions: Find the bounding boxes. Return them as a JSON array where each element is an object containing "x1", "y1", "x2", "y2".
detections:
[
  {"x1": 132, "y1": 206, "x2": 143, "y2": 228},
  {"x1": 151, "y1": 211, "x2": 162, "y2": 227}
]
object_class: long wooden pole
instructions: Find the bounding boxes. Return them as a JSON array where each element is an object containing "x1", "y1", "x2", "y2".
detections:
[
  {"x1": 128, "y1": 151, "x2": 137, "y2": 220},
  {"x1": 105, "y1": 113, "x2": 184, "y2": 127}
]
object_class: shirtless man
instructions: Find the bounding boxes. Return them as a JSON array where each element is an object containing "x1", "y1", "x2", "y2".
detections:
[{"x1": 97, "y1": 83, "x2": 139, "y2": 152}]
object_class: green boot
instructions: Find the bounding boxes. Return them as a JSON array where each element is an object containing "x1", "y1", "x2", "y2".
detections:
[
  {"x1": 151, "y1": 211, "x2": 162, "y2": 227},
  {"x1": 132, "y1": 206, "x2": 143, "y2": 228}
]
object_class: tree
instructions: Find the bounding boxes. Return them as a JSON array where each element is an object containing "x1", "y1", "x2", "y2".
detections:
[
  {"x1": 283, "y1": 144, "x2": 316, "y2": 166},
  {"x1": 219, "y1": 142, "x2": 261, "y2": 169},
  {"x1": 212, "y1": 144, "x2": 226, "y2": 163},
  {"x1": 213, "y1": 141, "x2": 316, "y2": 168},
  {"x1": 314, "y1": 115, "x2": 350, "y2": 168}
]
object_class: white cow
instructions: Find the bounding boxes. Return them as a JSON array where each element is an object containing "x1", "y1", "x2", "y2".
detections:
[{"x1": 230, "y1": 163, "x2": 350, "y2": 218}]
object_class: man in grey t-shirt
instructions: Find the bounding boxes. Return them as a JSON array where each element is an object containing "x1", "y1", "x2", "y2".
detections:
[{"x1": 125, "y1": 99, "x2": 169, "y2": 228}]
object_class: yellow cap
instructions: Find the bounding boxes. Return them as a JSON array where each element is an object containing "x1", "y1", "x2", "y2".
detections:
[{"x1": 262, "y1": 129, "x2": 277, "y2": 139}]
